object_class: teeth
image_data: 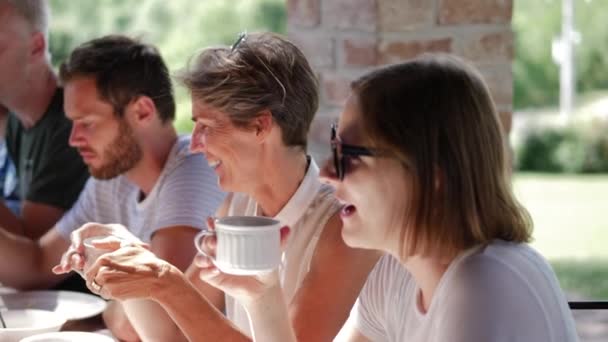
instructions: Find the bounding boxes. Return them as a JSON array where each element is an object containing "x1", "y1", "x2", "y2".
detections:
[{"x1": 209, "y1": 161, "x2": 221, "y2": 168}]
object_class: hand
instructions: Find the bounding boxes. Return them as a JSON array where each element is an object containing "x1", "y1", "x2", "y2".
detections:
[
  {"x1": 84, "y1": 244, "x2": 173, "y2": 301},
  {"x1": 52, "y1": 222, "x2": 148, "y2": 275},
  {"x1": 195, "y1": 217, "x2": 290, "y2": 306}
]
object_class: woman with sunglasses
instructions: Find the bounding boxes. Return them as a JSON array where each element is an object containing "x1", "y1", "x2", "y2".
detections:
[
  {"x1": 53, "y1": 32, "x2": 379, "y2": 341},
  {"x1": 197, "y1": 54, "x2": 579, "y2": 341}
]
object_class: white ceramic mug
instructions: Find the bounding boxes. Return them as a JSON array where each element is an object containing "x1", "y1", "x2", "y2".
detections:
[{"x1": 194, "y1": 216, "x2": 282, "y2": 275}]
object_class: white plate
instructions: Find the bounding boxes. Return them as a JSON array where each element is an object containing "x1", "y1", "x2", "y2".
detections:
[
  {"x1": 0, "y1": 291, "x2": 106, "y2": 321},
  {"x1": 20, "y1": 331, "x2": 115, "y2": 342},
  {"x1": 0, "y1": 309, "x2": 66, "y2": 342}
]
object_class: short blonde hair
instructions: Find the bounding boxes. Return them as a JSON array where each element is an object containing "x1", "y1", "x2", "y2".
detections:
[
  {"x1": 3, "y1": 0, "x2": 50, "y2": 50},
  {"x1": 352, "y1": 54, "x2": 532, "y2": 259},
  {"x1": 177, "y1": 32, "x2": 319, "y2": 149}
]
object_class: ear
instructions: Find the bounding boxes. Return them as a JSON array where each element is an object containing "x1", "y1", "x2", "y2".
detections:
[
  {"x1": 251, "y1": 110, "x2": 273, "y2": 142},
  {"x1": 127, "y1": 96, "x2": 157, "y2": 126},
  {"x1": 30, "y1": 32, "x2": 46, "y2": 60}
]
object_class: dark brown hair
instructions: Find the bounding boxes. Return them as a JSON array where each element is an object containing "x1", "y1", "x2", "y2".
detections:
[
  {"x1": 59, "y1": 35, "x2": 175, "y2": 123},
  {"x1": 177, "y1": 32, "x2": 318, "y2": 149},
  {"x1": 352, "y1": 54, "x2": 532, "y2": 259}
]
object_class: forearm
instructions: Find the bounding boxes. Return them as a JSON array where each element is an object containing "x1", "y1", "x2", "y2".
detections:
[
  {"x1": 0, "y1": 202, "x2": 23, "y2": 235},
  {"x1": 244, "y1": 285, "x2": 296, "y2": 342},
  {"x1": 103, "y1": 301, "x2": 141, "y2": 342},
  {"x1": 0, "y1": 229, "x2": 44, "y2": 288},
  {"x1": 122, "y1": 298, "x2": 189, "y2": 342},
  {"x1": 154, "y1": 267, "x2": 250, "y2": 342},
  {"x1": 0, "y1": 228, "x2": 67, "y2": 289}
]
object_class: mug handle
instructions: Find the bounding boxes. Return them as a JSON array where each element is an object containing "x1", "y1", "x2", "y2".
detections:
[{"x1": 194, "y1": 230, "x2": 217, "y2": 261}]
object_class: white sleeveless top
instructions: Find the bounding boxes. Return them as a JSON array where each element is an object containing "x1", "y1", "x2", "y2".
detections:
[{"x1": 224, "y1": 158, "x2": 341, "y2": 336}]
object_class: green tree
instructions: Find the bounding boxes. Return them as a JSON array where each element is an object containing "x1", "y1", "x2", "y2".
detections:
[
  {"x1": 49, "y1": 0, "x2": 286, "y2": 132},
  {"x1": 513, "y1": 0, "x2": 608, "y2": 109}
]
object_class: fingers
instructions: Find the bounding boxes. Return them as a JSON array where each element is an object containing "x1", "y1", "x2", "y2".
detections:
[
  {"x1": 52, "y1": 246, "x2": 85, "y2": 275},
  {"x1": 195, "y1": 233, "x2": 217, "y2": 259},
  {"x1": 71, "y1": 222, "x2": 110, "y2": 246},
  {"x1": 89, "y1": 236, "x2": 124, "y2": 251},
  {"x1": 194, "y1": 253, "x2": 224, "y2": 286},
  {"x1": 206, "y1": 216, "x2": 216, "y2": 231},
  {"x1": 279, "y1": 226, "x2": 290, "y2": 248},
  {"x1": 193, "y1": 254, "x2": 214, "y2": 269}
]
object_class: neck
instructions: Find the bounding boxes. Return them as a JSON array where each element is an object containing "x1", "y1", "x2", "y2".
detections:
[
  {"x1": 125, "y1": 127, "x2": 178, "y2": 195},
  {"x1": 401, "y1": 253, "x2": 455, "y2": 314},
  {"x1": 6, "y1": 66, "x2": 57, "y2": 129},
  {"x1": 252, "y1": 148, "x2": 308, "y2": 217}
]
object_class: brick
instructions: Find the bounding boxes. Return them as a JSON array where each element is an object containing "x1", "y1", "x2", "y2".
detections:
[
  {"x1": 288, "y1": 32, "x2": 335, "y2": 68},
  {"x1": 341, "y1": 38, "x2": 378, "y2": 67},
  {"x1": 287, "y1": 0, "x2": 320, "y2": 27},
  {"x1": 457, "y1": 30, "x2": 513, "y2": 63},
  {"x1": 439, "y1": 0, "x2": 512, "y2": 25},
  {"x1": 378, "y1": 0, "x2": 436, "y2": 31},
  {"x1": 308, "y1": 111, "x2": 340, "y2": 162},
  {"x1": 321, "y1": 72, "x2": 353, "y2": 107},
  {"x1": 379, "y1": 37, "x2": 453, "y2": 64},
  {"x1": 324, "y1": 0, "x2": 378, "y2": 32},
  {"x1": 499, "y1": 110, "x2": 512, "y2": 134}
]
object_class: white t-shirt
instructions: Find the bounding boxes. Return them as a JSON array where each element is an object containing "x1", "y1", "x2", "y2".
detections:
[
  {"x1": 345, "y1": 240, "x2": 579, "y2": 342},
  {"x1": 56, "y1": 135, "x2": 225, "y2": 243},
  {"x1": 224, "y1": 158, "x2": 341, "y2": 336}
]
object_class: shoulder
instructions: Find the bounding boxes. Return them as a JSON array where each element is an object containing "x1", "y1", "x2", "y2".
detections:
[
  {"x1": 163, "y1": 136, "x2": 215, "y2": 179},
  {"x1": 450, "y1": 241, "x2": 556, "y2": 292},
  {"x1": 435, "y1": 242, "x2": 571, "y2": 338},
  {"x1": 355, "y1": 255, "x2": 413, "y2": 329},
  {"x1": 447, "y1": 242, "x2": 546, "y2": 300},
  {"x1": 365, "y1": 254, "x2": 411, "y2": 291}
]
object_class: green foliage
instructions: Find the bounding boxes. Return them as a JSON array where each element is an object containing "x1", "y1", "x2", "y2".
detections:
[
  {"x1": 513, "y1": 0, "x2": 608, "y2": 109},
  {"x1": 516, "y1": 119, "x2": 608, "y2": 173},
  {"x1": 552, "y1": 259, "x2": 608, "y2": 299},
  {"x1": 48, "y1": 0, "x2": 286, "y2": 133}
]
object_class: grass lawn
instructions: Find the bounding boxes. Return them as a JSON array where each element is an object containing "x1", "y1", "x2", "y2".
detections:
[{"x1": 513, "y1": 172, "x2": 608, "y2": 299}]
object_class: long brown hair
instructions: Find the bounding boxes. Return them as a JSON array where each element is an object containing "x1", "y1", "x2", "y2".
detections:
[{"x1": 352, "y1": 54, "x2": 532, "y2": 259}]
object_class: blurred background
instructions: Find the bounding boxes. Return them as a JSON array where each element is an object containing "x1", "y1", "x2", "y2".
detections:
[{"x1": 47, "y1": 0, "x2": 608, "y2": 338}]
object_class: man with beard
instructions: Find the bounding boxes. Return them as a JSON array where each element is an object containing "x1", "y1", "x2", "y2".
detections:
[{"x1": 0, "y1": 35, "x2": 225, "y2": 341}]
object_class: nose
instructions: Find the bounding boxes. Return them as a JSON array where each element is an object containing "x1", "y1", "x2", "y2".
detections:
[
  {"x1": 68, "y1": 123, "x2": 83, "y2": 148},
  {"x1": 319, "y1": 157, "x2": 339, "y2": 187}
]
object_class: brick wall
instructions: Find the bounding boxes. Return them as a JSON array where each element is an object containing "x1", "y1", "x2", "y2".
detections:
[{"x1": 287, "y1": 0, "x2": 514, "y2": 160}]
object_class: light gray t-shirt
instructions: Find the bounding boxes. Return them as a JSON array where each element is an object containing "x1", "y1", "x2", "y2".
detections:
[
  {"x1": 57, "y1": 135, "x2": 225, "y2": 243},
  {"x1": 344, "y1": 241, "x2": 578, "y2": 342}
]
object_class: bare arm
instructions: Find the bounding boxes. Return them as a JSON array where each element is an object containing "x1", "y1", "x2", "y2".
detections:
[
  {"x1": 0, "y1": 227, "x2": 71, "y2": 289},
  {"x1": 156, "y1": 268, "x2": 251, "y2": 342},
  {"x1": 288, "y1": 212, "x2": 381, "y2": 340},
  {"x1": 102, "y1": 301, "x2": 140, "y2": 342},
  {"x1": 0, "y1": 200, "x2": 64, "y2": 239},
  {"x1": 244, "y1": 282, "x2": 296, "y2": 342},
  {"x1": 109, "y1": 226, "x2": 199, "y2": 342},
  {"x1": 116, "y1": 197, "x2": 232, "y2": 341}
]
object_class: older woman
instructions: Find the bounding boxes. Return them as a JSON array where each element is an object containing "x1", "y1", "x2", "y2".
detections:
[
  {"x1": 54, "y1": 32, "x2": 379, "y2": 341},
  {"x1": 195, "y1": 54, "x2": 579, "y2": 341}
]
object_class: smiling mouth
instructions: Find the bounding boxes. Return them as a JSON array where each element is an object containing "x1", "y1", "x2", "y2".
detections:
[{"x1": 209, "y1": 160, "x2": 222, "y2": 169}]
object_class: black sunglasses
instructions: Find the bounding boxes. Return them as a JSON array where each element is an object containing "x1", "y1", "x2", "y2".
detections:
[
  {"x1": 231, "y1": 31, "x2": 247, "y2": 52},
  {"x1": 331, "y1": 124, "x2": 382, "y2": 181}
]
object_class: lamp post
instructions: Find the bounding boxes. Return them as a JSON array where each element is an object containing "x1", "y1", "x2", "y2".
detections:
[{"x1": 552, "y1": 0, "x2": 580, "y2": 122}]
